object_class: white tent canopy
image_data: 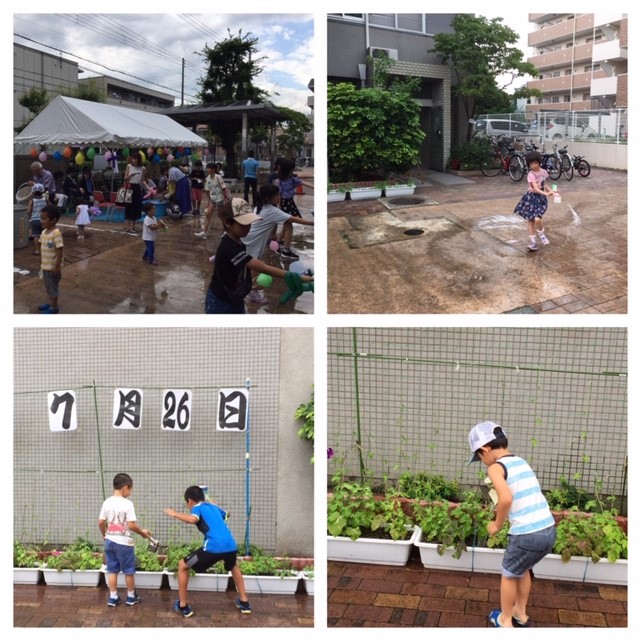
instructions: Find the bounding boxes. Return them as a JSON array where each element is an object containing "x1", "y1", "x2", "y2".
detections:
[{"x1": 14, "y1": 95, "x2": 207, "y2": 147}]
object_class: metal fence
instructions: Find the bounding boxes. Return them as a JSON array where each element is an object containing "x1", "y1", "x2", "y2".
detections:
[
  {"x1": 14, "y1": 327, "x2": 313, "y2": 553},
  {"x1": 327, "y1": 328, "x2": 627, "y2": 506},
  {"x1": 477, "y1": 108, "x2": 627, "y2": 143}
]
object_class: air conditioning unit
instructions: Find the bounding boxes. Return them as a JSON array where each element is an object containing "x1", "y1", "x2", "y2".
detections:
[{"x1": 368, "y1": 47, "x2": 399, "y2": 61}]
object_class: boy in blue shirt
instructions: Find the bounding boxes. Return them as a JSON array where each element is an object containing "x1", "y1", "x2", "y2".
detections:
[
  {"x1": 164, "y1": 485, "x2": 251, "y2": 617},
  {"x1": 242, "y1": 150, "x2": 259, "y2": 206},
  {"x1": 468, "y1": 421, "x2": 555, "y2": 628}
]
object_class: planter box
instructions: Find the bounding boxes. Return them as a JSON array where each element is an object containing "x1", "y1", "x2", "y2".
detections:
[
  {"x1": 42, "y1": 568, "x2": 102, "y2": 587},
  {"x1": 415, "y1": 539, "x2": 475, "y2": 572},
  {"x1": 384, "y1": 185, "x2": 416, "y2": 197},
  {"x1": 13, "y1": 567, "x2": 42, "y2": 585},
  {"x1": 327, "y1": 190, "x2": 346, "y2": 202},
  {"x1": 300, "y1": 571, "x2": 314, "y2": 596},
  {"x1": 110, "y1": 570, "x2": 165, "y2": 589},
  {"x1": 327, "y1": 525, "x2": 421, "y2": 566},
  {"x1": 447, "y1": 168, "x2": 483, "y2": 177},
  {"x1": 242, "y1": 573, "x2": 300, "y2": 595},
  {"x1": 532, "y1": 553, "x2": 590, "y2": 582},
  {"x1": 348, "y1": 187, "x2": 382, "y2": 201},
  {"x1": 584, "y1": 558, "x2": 627, "y2": 585},
  {"x1": 167, "y1": 572, "x2": 230, "y2": 592}
]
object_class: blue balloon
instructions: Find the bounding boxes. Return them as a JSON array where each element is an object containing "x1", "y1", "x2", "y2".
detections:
[
  {"x1": 289, "y1": 261, "x2": 313, "y2": 276},
  {"x1": 152, "y1": 153, "x2": 161, "y2": 164},
  {"x1": 53, "y1": 151, "x2": 62, "y2": 161},
  {"x1": 184, "y1": 147, "x2": 191, "y2": 156}
]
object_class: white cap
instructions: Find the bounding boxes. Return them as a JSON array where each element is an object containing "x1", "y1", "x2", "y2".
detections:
[{"x1": 468, "y1": 421, "x2": 507, "y2": 464}]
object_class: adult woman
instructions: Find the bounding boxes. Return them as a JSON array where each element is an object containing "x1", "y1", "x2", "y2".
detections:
[
  {"x1": 123, "y1": 151, "x2": 147, "y2": 235},
  {"x1": 168, "y1": 161, "x2": 192, "y2": 217}
]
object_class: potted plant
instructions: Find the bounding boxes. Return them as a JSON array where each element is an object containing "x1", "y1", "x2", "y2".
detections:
[
  {"x1": 165, "y1": 542, "x2": 230, "y2": 592},
  {"x1": 383, "y1": 180, "x2": 416, "y2": 197},
  {"x1": 535, "y1": 509, "x2": 627, "y2": 585},
  {"x1": 327, "y1": 183, "x2": 348, "y2": 202},
  {"x1": 14, "y1": 541, "x2": 43, "y2": 585},
  {"x1": 327, "y1": 482, "x2": 421, "y2": 566},
  {"x1": 348, "y1": 182, "x2": 383, "y2": 200},
  {"x1": 300, "y1": 563, "x2": 314, "y2": 596},
  {"x1": 109, "y1": 542, "x2": 166, "y2": 589},
  {"x1": 43, "y1": 544, "x2": 103, "y2": 586},
  {"x1": 237, "y1": 554, "x2": 301, "y2": 595}
]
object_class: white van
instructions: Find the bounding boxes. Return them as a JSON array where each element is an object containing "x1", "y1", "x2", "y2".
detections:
[{"x1": 473, "y1": 119, "x2": 529, "y2": 139}]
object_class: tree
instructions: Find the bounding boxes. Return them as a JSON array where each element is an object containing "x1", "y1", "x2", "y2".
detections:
[
  {"x1": 197, "y1": 29, "x2": 270, "y2": 175},
  {"x1": 274, "y1": 106, "x2": 311, "y2": 159},
  {"x1": 430, "y1": 15, "x2": 540, "y2": 138},
  {"x1": 328, "y1": 82, "x2": 425, "y2": 181},
  {"x1": 18, "y1": 87, "x2": 49, "y2": 121}
]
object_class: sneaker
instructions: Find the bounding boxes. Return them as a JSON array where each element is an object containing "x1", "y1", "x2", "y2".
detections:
[
  {"x1": 107, "y1": 595, "x2": 122, "y2": 607},
  {"x1": 174, "y1": 599, "x2": 194, "y2": 617},
  {"x1": 278, "y1": 247, "x2": 299, "y2": 260},
  {"x1": 37, "y1": 303, "x2": 51, "y2": 311},
  {"x1": 126, "y1": 593, "x2": 142, "y2": 606},
  {"x1": 246, "y1": 289, "x2": 269, "y2": 304},
  {"x1": 235, "y1": 597, "x2": 251, "y2": 614},
  {"x1": 538, "y1": 231, "x2": 550, "y2": 245},
  {"x1": 194, "y1": 231, "x2": 208, "y2": 239},
  {"x1": 512, "y1": 615, "x2": 531, "y2": 627},
  {"x1": 527, "y1": 241, "x2": 538, "y2": 252},
  {"x1": 488, "y1": 609, "x2": 505, "y2": 627}
]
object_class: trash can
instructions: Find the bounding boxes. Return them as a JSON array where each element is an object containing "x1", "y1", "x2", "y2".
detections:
[{"x1": 14, "y1": 204, "x2": 30, "y2": 249}]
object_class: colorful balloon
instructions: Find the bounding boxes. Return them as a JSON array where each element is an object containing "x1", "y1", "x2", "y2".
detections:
[
  {"x1": 167, "y1": 154, "x2": 174, "y2": 162},
  {"x1": 256, "y1": 273, "x2": 273, "y2": 288},
  {"x1": 139, "y1": 150, "x2": 146, "y2": 163},
  {"x1": 75, "y1": 152, "x2": 85, "y2": 166},
  {"x1": 30, "y1": 148, "x2": 38, "y2": 158},
  {"x1": 86, "y1": 147, "x2": 96, "y2": 160},
  {"x1": 53, "y1": 151, "x2": 62, "y2": 161},
  {"x1": 63, "y1": 146, "x2": 73, "y2": 159},
  {"x1": 38, "y1": 151, "x2": 47, "y2": 162},
  {"x1": 104, "y1": 151, "x2": 112, "y2": 161}
]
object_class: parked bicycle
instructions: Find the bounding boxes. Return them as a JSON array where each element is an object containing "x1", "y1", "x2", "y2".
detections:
[
  {"x1": 508, "y1": 141, "x2": 536, "y2": 182},
  {"x1": 557, "y1": 146, "x2": 591, "y2": 177},
  {"x1": 479, "y1": 135, "x2": 519, "y2": 177}
]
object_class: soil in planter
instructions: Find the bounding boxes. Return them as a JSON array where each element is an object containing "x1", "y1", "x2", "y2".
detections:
[{"x1": 356, "y1": 527, "x2": 412, "y2": 541}]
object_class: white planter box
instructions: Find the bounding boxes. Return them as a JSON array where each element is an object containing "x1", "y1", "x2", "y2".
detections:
[
  {"x1": 167, "y1": 572, "x2": 230, "y2": 592},
  {"x1": 327, "y1": 190, "x2": 345, "y2": 202},
  {"x1": 13, "y1": 567, "x2": 42, "y2": 584},
  {"x1": 533, "y1": 553, "x2": 590, "y2": 582},
  {"x1": 242, "y1": 573, "x2": 300, "y2": 595},
  {"x1": 109, "y1": 570, "x2": 165, "y2": 589},
  {"x1": 467, "y1": 545, "x2": 505, "y2": 574},
  {"x1": 327, "y1": 525, "x2": 421, "y2": 566},
  {"x1": 348, "y1": 187, "x2": 382, "y2": 201},
  {"x1": 300, "y1": 571, "x2": 314, "y2": 596},
  {"x1": 384, "y1": 185, "x2": 416, "y2": 197},
  {"x1": 415, "y1": 539, "x2": 474, "y2": 572},
  {"x1": 42, "y1": 568, "x2": 102, "y2": 587},
  {"x1": 584, "y1": 558, "x2": 627, "y2": 585}
]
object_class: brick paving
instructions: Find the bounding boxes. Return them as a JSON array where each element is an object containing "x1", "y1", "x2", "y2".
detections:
[
  {"x1": 328, "y1": 554, "x2": 627, "y2": 628},
  {"x1": 328, "y1": 168, "x2": 627, "y2": 314},
  {"x1": 14, "y1": 579, "x2": 313, "y2": 628}
]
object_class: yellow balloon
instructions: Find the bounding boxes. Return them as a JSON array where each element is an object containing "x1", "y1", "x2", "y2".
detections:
[
  {"x1": 75, "y1": 152, "x2": 85, "y2": 166},
  {"x1": 139, "y1": 150, "x2": 146, "y2": 163}
]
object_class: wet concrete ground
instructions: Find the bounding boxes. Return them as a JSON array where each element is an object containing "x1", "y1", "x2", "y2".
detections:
[
  {"x1": 14, "y1": 178, "x2": 314, "y2": 315},
  {"x1": 328, "y1": 168, "x2": 626, "y2": 314}
]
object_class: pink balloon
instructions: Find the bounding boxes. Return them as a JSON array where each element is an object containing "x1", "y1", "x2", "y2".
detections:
[
  {"x1": 167, "y1": 154, "x2": 174, "y2": 162},
  {"x1": 38, "y1": 151, "x2": 47, "y2": 162},
  {"x1": 269, "y1": 240, "x2": 279, "y2": 252},
  {"x1": 104, "y1": 151, "x2": 112, "y2": 161}
]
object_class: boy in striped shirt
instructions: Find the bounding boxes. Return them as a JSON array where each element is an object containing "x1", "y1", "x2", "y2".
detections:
[{"x1": 468, "y1": 421, "x2": 555, "y2": 628}]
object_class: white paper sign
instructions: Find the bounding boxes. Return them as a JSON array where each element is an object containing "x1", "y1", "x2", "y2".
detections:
[
  {"x1": 113, "y1": 388, "x2": 143, "y2": 429},
  {"x1": 161, "y1": 389, "x2": 192, "y2": 431},
  {"x1": 48, "y1": 390, "x2": 77, "y2": 432},
  {"x1": 216, "y1": 388, "x2": 249, "y2": 431}
]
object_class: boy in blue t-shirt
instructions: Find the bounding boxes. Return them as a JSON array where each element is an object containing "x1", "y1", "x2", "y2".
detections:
[{"x1": 164, "y1": 485, "x2": 251, "y2": 617}]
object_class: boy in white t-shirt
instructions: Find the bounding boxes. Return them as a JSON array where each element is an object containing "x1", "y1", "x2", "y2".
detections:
[
  {"x1": 141, "y1": 201, "x2": 167, "y2": 265},
  {"x1": 243, "y1": 184, "x2": 314, "y2": 304},
  {"x1": 98, "y1": 473, "x2": 154, "y2": 607}
]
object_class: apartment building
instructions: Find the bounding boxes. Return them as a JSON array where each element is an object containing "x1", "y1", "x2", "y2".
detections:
[
  {"x1": 525, "y1": 13, "x2": 627, "y2": 113},
  {"x1": 328, "y1": 13, "x2": 462, "y2": 171}
]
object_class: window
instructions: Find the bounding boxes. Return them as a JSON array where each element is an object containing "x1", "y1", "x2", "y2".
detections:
[
  {"x1": 565, "y1": 69, "x2": 572, "y2": 75},
  {"x1": 552, "y1": 97, "x2": 560, "y2": 103},
  {"x1": 564, "y1": 95, "x2": 571, "y2": 102},
  {"x1": 369, "y1": 14, "x2": 395, "y2": 28},
  {"x1": 552, "y1": 71, "x2": 561, "y2": 77},
  {"x1": 397, "y1": 14, "x2": 423, "y2": 32}
]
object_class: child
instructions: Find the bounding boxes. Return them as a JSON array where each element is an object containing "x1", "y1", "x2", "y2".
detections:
[
  {"x1": 38, "y1": 204, "x2": 64, "y2": 314},
  {"x1": 98, "y1": 473, "x2": 153, "y2": 607},
  {"x1": 195, "y1": 162, "x2": 228, "y2": 239},
  {"x1": 163, "y1": 485, "x2": 251, "y2": 617},
  {"x1": 274, "y1": 158, "x2": 314, "y2": 259},
  {"x1": 74, "y1": 197, "x2": 91, "y2": 240},
  {"x1": 513, "y1": 151, "x2": 557, "y2": 251},
  {"x1": 189, "y1": 159, "x2": 206, "y2": 215},
  {"x1": 243, "y1": 184, "x2": 314, "y2": 304},
  {"x1": 205, "y1": 198, "x2": 313, "y2": 314},
  {"x1": 141, "y1": 201, "x2": 167, "y2": 265},
  {"x1": 468, "y1": 421, "x2": 555, "y2": 628},
  {"x1": 27, "y1": 183, "x2": 47, "y2": 255}
]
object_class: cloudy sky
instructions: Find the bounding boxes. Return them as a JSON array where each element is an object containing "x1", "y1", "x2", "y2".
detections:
[{"x1": 13, "y1": 13, "x2": 315, "y2": 114}]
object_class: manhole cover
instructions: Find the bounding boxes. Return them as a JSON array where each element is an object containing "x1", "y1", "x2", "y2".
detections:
[
  {"x1": 388, "y1": 196, "x2": 425, "y2": 206},
  {"x1": 403, "y1": 228, "x2": 424, "y2": 236}
]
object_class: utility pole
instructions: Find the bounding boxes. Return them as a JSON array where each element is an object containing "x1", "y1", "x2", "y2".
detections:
[{"x1": 181, "y1": 58, "x2": 185, "y2": 106}]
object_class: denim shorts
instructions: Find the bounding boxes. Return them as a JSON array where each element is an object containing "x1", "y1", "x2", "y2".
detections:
[
  {"x1": 104, "y1": 538, "x2": 136, "y2": 575},
  {"x1": 43, "y1": 270, "x2": 61, "y2": 298},
  {"x1": 205, "y1": 288, "x2": 246, "y2": 314},
  {"x1": 502, "y1": 525, "x2": 555, "y2": 578}
]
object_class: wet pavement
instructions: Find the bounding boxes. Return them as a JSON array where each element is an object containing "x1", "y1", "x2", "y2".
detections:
[
  {"x1": 14, "y1": 175, "x2": 314, "y2": 315},
  {"x1": 328, "y1": 168, "x2": 626, "y2": 314}
]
